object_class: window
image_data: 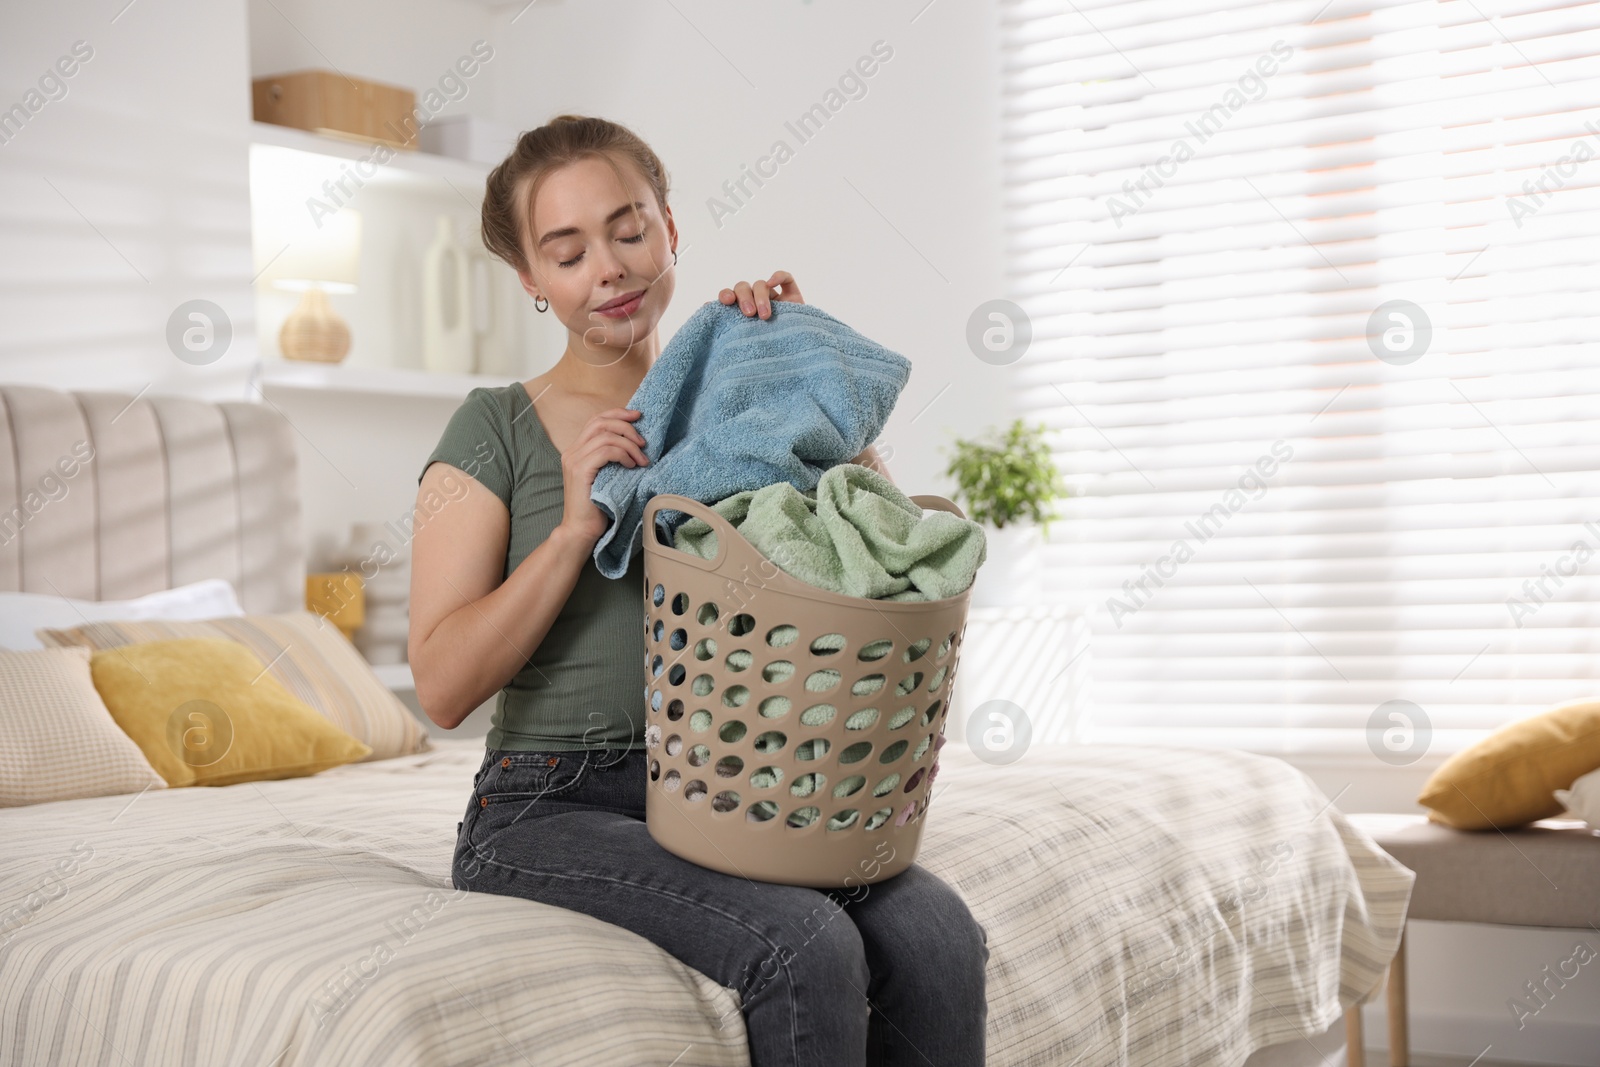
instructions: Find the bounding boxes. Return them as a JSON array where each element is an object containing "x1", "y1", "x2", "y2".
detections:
[{"x1": 1002, "y1": 0, "x2": 1600, "y2": 756}]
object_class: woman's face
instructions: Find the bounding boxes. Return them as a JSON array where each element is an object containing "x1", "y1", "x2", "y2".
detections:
[{"x1": 517, "y1": 155, "x2": 677, "y2": 359}]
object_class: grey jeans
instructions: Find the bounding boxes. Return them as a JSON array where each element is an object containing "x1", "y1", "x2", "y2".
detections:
[{"x1": 452, "y1": 746, "x2": 989, "y2": 1067}]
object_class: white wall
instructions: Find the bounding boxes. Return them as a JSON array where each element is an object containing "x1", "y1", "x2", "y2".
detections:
[{"x1": 0, "y1": 0, "x2": 258, "y2": 399}]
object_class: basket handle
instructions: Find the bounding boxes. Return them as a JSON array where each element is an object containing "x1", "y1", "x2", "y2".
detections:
[
  {"x1": 643, "y1": 494, "x2": 740, "y2": 572},
  {"x1": 910, "y1": 494, "x2": 967, "y2": 520}
]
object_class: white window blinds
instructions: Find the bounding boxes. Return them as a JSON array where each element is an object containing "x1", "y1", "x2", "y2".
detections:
[{"x1": 1002, "y1": 0, "x2": 1600, "y2": 756}]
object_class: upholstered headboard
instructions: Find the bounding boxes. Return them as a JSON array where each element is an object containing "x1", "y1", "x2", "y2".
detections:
[{"x1": 0, "y1": 384, "x2": 304, "y2": 614}]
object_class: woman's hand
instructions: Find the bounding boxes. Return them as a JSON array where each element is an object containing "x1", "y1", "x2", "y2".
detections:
[
  {"x1": 557, "y1": 407, "x2": 650, "y2": 545},
  {"x1": 719, "y1": 271, "x2": 804, "y2": 319}
]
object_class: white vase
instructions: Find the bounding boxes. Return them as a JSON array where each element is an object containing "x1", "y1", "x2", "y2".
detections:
[
  {"x1": 422, "y1": 215, "x2": 475, "y2": 375},
  {"x1": 468, "y1": 250, "x2": 499, "y2": 373},
  {"x1": 969, "y1": 523, "x2": 1042, "y2": 609}
]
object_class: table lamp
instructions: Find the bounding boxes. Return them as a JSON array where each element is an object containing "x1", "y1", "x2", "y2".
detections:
[{"x1": 253, "y1": 206, "x2": 361, "y2": 363}]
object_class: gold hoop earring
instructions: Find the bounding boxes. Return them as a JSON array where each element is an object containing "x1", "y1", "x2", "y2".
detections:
[{"x1": 535, "y1": 295, "x2": 549, "y2": 313}]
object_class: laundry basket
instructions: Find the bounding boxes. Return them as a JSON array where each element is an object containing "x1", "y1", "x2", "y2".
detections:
[{"x1": 640, "y1": 491, "x2": 975, "y2": 890}]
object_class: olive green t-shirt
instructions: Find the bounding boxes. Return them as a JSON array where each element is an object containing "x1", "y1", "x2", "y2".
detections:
[{"x1": 417, "y1": 383, "x2": 646, "y2": 752}]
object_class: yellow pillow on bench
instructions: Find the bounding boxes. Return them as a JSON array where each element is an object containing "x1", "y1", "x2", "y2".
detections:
[
  {"x1": 89, "y1": 637, "x2": 372, "y2": 788},
  {"x1": 1417, "y1": 697, "x2": 1600, "y2": 830}
]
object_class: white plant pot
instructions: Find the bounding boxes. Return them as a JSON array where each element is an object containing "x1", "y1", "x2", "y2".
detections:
[{"x1": 969, "y1": 523, "x2": 1042, "y2": 609}]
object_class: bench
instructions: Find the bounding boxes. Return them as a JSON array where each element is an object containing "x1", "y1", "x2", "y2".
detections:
[{"x1": 1342, "y1": 812, "x2": 1600, "y2": 1066}]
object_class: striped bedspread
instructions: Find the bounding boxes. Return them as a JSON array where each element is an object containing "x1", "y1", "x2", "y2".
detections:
[{"x1": 0, "y1": 738, "x2": 1411, "y2": 1066}]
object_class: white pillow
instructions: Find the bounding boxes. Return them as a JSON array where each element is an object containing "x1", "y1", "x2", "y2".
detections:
[
  {"x1": 0, "y1": 578, "x2": 245, "y2": 651},
  {"x1": 0, "y1": 645, "x2": 167, "y2": 807},
  {"x1": 1554, "y1": 766, "x2": 1600, "y2": 830}
]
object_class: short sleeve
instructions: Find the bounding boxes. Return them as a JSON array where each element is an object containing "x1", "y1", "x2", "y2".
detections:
[{"x1": 418, "y1": 388, "x2": 514, "y2": 509}]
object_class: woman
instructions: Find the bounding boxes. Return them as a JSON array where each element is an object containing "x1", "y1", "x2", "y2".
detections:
[{"x1": 408, "y1": 114, "x2": 988, "y2": 1067}]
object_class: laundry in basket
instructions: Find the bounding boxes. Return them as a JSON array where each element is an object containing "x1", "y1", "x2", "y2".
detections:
[
  {"x1": 669, "y1": 462, "x2": 988, "y2": 602},
  {"x1": 588, "y1": 299, "x2": 912, "y2": 580}
]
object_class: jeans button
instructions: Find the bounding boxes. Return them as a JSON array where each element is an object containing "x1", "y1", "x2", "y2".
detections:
[{"x1": 501, "y1": 757, "x2": 511, "y2": 768}]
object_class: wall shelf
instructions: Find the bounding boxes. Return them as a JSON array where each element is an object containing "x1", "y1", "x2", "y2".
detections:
[
  {"x1": 248, "y1": 119, "x2": 492, "y2": 193},
  {"x1": 254, "y1": 358, "x2": 516, "y2": 400}
]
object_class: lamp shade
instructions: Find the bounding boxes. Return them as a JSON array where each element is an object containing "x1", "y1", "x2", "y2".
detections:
[{"x1": 252, "y1": 205, "x2": 361, "y2": 293}]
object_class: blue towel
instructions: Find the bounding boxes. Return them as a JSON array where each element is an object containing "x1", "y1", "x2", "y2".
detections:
[{"x1": 589, "y1": 299, "x2": 912, "y2": 579}]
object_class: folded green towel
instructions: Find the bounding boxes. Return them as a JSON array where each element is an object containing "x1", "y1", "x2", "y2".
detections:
[{"x1": 670, "y1": 463, "x2": 987, "y2": 602}]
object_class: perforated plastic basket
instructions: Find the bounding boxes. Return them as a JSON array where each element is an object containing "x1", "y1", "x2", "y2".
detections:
[{"x1": 640, "y1": 492, "x2": 974, "y2": 889}]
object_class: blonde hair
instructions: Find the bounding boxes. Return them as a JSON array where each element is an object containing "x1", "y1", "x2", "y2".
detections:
[{"x1": 480, "y1": 114, "x2": 671, "y2": 275}]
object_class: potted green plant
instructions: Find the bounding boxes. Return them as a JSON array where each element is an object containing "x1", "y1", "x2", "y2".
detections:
[{"x1": 943, "y1": 417, "x2": 1069, "y2": 607}]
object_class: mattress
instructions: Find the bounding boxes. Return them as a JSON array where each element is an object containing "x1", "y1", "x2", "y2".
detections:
[{"x1": 0, "y1": 737, "x2": 1412, "y2": 1066}]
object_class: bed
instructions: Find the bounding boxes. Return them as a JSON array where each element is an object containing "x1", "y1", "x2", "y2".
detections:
[{"x1": 0, "y1": 384, "x2": 1413, "y2": 1066}]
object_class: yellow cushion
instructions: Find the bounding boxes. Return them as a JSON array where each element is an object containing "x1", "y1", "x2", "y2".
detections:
[
  {"x1": 37, "y1": 610, "x2": 430, "y2": 761},
  {"x1": 88, "y1": 637, "x2": 372, "y2": 788},
  {"x1": 1417, "y1": 698, "x2": 1600, "y2": 829}
]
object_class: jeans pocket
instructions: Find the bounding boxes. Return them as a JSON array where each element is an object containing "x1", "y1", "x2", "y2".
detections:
[
  {"x1": 475, "y1": 750, "x2": 590, "y2": 806},
  {"x1": 465, "y1": 752, "x2": 589, "y2": 856}
]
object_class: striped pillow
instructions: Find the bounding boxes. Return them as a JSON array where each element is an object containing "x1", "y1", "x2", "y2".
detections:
[
  {"x1": 0, "y1": 645, "x2": 168, "y2": 807},
  {"x1": 36, "y1": 611, "x2": 431, "y2": 762}
]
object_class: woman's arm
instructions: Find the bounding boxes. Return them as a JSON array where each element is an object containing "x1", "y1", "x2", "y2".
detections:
[{"x1": 406, "y1": 462, "x2": 592, "y2": 730}]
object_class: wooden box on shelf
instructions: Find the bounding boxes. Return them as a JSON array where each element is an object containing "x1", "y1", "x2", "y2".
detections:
[{"x1": 253, "y1": 70, "x2": 418, "y2": 150}]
